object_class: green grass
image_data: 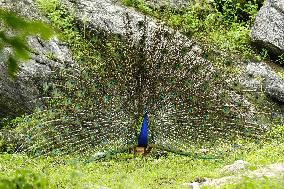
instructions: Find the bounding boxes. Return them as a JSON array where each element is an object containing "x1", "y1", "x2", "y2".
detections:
[
  {"x1": 0, "y1": 153, "x2": 222, "y2": 188},
  {"x1": 1, "y1": 138, "x2": 284, "y2": 188},
  {"x1": 220, "y1": 176, "x2": 284, "y2": 189}
]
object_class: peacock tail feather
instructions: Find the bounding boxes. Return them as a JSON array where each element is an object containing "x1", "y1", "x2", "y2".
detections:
[{"x1": 10, "y1": 15, "x2": 281, "y2": 157}]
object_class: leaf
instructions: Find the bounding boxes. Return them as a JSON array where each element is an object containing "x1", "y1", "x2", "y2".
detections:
[
  {"x1": 0, "y1": 9, "x2": 54, "y2": 77},
  {"x1": 0, "y1": 9, "x2": 29, "y2": 31},
  {"x1": 7, "y1": 56, "x2": 18, "y2": 78},
  {"x1": 9, "y1": 36, "x2": 30, "y2": 60},
  {"x1": 27, "y1": 21, "x2": 54, "y2": 40}
]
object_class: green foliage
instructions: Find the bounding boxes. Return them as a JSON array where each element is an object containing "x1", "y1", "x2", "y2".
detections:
[
  {"x1": 0, "y1": 9, "x2": 53, "y2": 77},
  {"x1": 213, "y1": 0, "x2": 264, "y2": 23},
  {"x1": 0, "y1": 170, "x2": 48, "y2": 189},
  {"x1": 1, "y1": 138, "x2": 284, "y2": 188},
  {"x1": 121, "y1": 0, "x2": 264, "y2": 59},
  {"x1": 276, "y1": 53, "x2": 284, "y2": 65}
]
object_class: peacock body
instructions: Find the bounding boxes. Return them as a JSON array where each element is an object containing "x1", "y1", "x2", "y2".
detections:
[{"x1": 138, "y1": 112, "x2": 148, "y2": 147}]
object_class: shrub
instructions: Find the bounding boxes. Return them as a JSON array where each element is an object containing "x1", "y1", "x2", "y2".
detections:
[
  {"x1": 0, "y1": 9, "x2": 53, "y2": 77},
  {"x1": 213, "y1": 0, "x2": 264, "y2": 23},
  {"x1": 0, "y1": 170, "x2": 48, "y2": 189}
]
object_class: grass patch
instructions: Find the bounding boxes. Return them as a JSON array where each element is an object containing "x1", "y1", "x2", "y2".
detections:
[
  {"x1": 220, "y1": 176, "x2": 284, "y2": 189},
  {"x1": 0, "y1": 153, "x2": 222, "y2": 188},
  {"x1": 1, "y1": 138, "x2": 284, "y2": 188},
  {"x1": 2, "y1": 124, "x2": 284, "y2": 188}
]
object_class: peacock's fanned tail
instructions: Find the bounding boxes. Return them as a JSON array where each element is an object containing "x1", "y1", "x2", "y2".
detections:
[{"x1": 13, "y1": 16, "x2": 277, "y2": 157}]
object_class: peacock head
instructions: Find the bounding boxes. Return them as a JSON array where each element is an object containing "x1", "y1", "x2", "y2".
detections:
[{"x1": 144, "y1": 108, "x2": 149, "y2": 115}]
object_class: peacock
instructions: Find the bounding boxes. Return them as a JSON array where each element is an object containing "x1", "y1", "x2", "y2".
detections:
[
  {"x1": 15, "y1": 15, "x2": 271, "y2": 159},
  {"x1": 138, "y1": 111, "x2": 148, "y2": 148}
]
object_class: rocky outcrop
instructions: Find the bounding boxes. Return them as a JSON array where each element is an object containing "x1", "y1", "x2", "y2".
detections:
[
  {"x1": 241, "y1": 62, "x2": 284, "y2": 103},
  {"x1": 0, "y1": 0, "x2": 282, "y2": 122},
  {"x1": 251, "y1": 0, "x2": 284, "y2": 56},
  {"x1": 63, "y1": 0, "x2": 199, "y2": 51},
  {"x1": 0, "y1": 37, "x2": 72, "y2": 117},
  {"x1": 0, "y1": 0, "x2": 73, "y2": 117}
]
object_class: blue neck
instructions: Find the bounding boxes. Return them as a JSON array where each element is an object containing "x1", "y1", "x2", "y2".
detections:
[{"x1": 138, "y1": 113, "x2": 148, "y2": 147}]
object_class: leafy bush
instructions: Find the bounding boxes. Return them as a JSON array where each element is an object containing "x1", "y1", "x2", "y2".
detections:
[
  {"x1": 0, "y1": 170, "x2": 48, "y2": 189},
  {"x1": 213, "y1": 0, "x2": 264, "y2": 23},
  {"x1": 0, "y1": 9, "x2": 53, "y2": 77}
]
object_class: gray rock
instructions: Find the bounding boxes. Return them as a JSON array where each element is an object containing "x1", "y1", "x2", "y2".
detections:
[
  {"x1": 183, "y1": 163, "x2": 284, "y2": 188},
  {"x1": 251, "y1": 0, "x2": 284, "y2": 56},
  {"x1": 221, "y1": 160, "x2": 250, "y2": 174},
  {"x1": 0, "y1": 0, "x2": 73, "y2": 117},
  {"x1": 187, "y1": 182, "x2": 201, "y2": 189},
  {"x1": 91, "y1": 151, "x2": 107, "y2": 160},
  {"x1": 0, "y1": 0, "x2": 46, "y2": 21},
  {"x1": 144, "y1": 0, "x2": 190, "y2": 9},
  {"x1": 63, "y1": 0, "x2": 199, "y2": 51},
  {"x1": 0, "y1": 37, "x2": 72, "y2": 117},
  {"x1": 241, "y1": 61, "x2": 284, "y2": 103},
  {"x1": 252, "y1": 163, "x2": 284, "y2": 178},
  {"x1": 241, "y1": 62, "x2": 275, "y2": 91},
  {"x1": 265, "y1": 77, "x2": 284, "y2": 102}
]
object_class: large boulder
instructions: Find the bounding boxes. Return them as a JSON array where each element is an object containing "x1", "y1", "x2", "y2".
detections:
[
  {"x1": 241, "y1": 61, "x2": 284, "y2": 103},
  {"x1": 0, "y1": 0, "x2": 73, "y2": 117},
  {"x1": 63, "y1": 0, "x2": 203, "y2": 60},
  {"x1": 251, "y1": 0, "x2": 284, "y2": 56}
]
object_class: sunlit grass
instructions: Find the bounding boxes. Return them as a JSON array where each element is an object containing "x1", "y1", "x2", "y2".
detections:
[{"x1": 1, "y1": 138, "x2": 284, "y2": 188}]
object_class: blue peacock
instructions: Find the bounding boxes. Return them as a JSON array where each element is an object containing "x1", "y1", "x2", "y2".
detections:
[
  {"x1": 138, "y1": 111, "x2": 148, "y2": 148},
  {"x1": 16, "y1": 17, "x2": 270, "y2": 157}
]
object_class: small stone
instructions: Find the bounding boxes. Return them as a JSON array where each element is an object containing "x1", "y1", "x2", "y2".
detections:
[
  {"x1": 188, "y1": 182, "x2": 201, "y2": 189},
  {"x1": 92, "y1": 151, "x2": 107, "y2": 160},
  {"x1": 221, "y1": 160, "x2": 250, "y2": 174}
]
